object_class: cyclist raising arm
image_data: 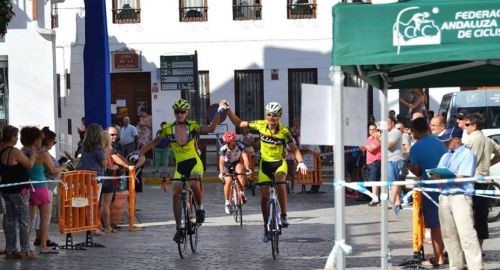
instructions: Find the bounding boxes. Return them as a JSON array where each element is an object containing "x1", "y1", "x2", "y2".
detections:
[
  {"x1": 138, "y1": 99, "x2": 220, "y2": 243},
  {"x1": 218, "y1": 131, "x2": 251, "y2": 214},
  {"x1": 218, "y1": 99, "x2": 308, "y2": 242}
]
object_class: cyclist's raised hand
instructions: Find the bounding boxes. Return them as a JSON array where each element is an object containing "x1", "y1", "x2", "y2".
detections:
[{"x1": 296, "y1": 161, "x2": 308, "y2": 175}]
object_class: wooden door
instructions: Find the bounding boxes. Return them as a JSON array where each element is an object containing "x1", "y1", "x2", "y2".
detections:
[{"x1": 111, "y1": 72, "x2": 151, "y2": 126}]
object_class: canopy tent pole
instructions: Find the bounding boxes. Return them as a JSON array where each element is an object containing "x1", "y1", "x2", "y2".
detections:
[
  {"x1": 380, "y1": 83, "x2": 389, "y2": 270},
  {"x1": 332, "y1": 66, "x2": 346, "y2": 269}
]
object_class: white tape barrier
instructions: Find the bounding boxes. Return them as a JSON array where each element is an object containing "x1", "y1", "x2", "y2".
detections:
[{"x1": 0, "y1": 175, "x2": 130, "y2": 189}]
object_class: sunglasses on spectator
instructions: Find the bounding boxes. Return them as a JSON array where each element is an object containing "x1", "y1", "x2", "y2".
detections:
[
  {"x1": 464, "y1": 122, "x2": 474, "y2": 127},
  {"x1": 174, "y1": 110, "x2": 187, "y2": 115},
  {"x1": 266, "y1": 113, "x2": 281, "y2": 118}
]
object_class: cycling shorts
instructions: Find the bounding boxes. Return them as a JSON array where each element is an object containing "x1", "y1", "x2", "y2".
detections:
[
  {"x1": 258, "y1": 159, "x2": 287, "y2": 183},
  {"x1": 173, "y1": 157, "x2": 204, "y2": 179}
]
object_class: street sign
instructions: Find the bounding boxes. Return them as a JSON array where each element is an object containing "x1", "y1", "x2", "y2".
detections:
[{"x1": 160, "y1": 54, "x2": 198, "y2": 91}]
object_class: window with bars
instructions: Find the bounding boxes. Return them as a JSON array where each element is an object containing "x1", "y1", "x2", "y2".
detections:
[
  {"x1": 287, "y1": 0, "x2": 317, "y2": 19},
  {"x1": 112, "y1": 0, "x2": 141, "y2": 24},
  {"x1": 180, "y1": 0, "x2": 208, "y2": 22},
  {"x1": 182, "y1": 71, "x2": 210, "y2": 124},
  {"x1": 288, "y1": 68, "x2": 317, "y2": 126},
  {"x1": 233, "y1": 0, "x2": 262, "y2": 20},
  {"x1": 235, "y1": 70, "x2": 264, "y2": 123}
]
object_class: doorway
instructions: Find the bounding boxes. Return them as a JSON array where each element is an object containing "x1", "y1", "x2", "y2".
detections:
[{"x1": 111, "y1": 72, "x2": 151, "y2": 126}]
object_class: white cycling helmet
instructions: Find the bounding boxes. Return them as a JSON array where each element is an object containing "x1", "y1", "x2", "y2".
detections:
[{"x1": 265, "y1": 102, "x2": 283, "y2": 114}]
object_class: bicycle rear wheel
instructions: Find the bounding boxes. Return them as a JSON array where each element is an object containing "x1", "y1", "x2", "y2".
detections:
[
  {"x1": 177, "y1": 201, "x2": 188, "y2": 258},
  {"x1": 189, "y1": 196, "x2": 199, "y2": 253},
  {"x1": 487, "y1": 181, "x2": 500, "y2": 223}
]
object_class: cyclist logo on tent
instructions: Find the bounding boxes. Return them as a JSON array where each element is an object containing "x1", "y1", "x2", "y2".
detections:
[{"x1": 393, "y1": 6, "x2": 441, "y2": 54}]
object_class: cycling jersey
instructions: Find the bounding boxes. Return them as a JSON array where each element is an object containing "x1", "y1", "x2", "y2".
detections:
[
  {"x1": 159, "y1": 121, "x2": 204, "y2": 178},
  {"x1": 219, "y1": 141, "x2": 246, "y2": 163},
  {"x1": 248, "y1": 120, "x2": 293, "y2": 162}
]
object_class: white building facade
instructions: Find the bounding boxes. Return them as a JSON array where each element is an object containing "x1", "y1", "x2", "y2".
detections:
[
  {"x1": 51, "y1": 0, "x2": 334, "y2": 155},
  {"x1": 1, "y1": 0, "x2": 459, "y2": 156},
  {"x1": 0, "y1": 1, "x2": 57, "y2": 135}
]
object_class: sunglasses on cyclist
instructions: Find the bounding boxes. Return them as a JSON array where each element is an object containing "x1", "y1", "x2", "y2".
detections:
[
  {"x1": 266, "y1": 113, "x2": 281, "y2": 118},
  {"x1": 174, "y1": 109, "x2": 187, "y2": 115}
]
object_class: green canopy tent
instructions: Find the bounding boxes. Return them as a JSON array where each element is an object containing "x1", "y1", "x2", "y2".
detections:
[{"x1": 330, "y1": 1, "x2": 500, "y2": 269}]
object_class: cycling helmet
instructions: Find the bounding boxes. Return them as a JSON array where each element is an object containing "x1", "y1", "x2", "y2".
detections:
[
  {"x1": 265, "y1": 102, "x2": 283, "y2": 114},
  {"x1": 222, "y1": 131, "x2": 237, "y2": 143},
  {"x1": 172, "y1": 99, "x2": 190, "y2": 110}
]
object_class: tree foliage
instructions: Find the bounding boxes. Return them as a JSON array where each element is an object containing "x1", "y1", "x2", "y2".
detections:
[{"x1": 0, "y1": 0, "x2": 14, "y2": 37}]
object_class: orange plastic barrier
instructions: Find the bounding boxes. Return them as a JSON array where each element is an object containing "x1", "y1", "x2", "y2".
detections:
[
  {"x1": 128, "y1": 168, "x2": 136, "y2": 231},
  {"x1": 412, "y1": 191, "x2": 425, "y2": 262},
  {"x1": 58, "y1": 170, "x2": 100, "y2": 234},
  {"x1": 295, "y1": 152, "x2": 323, "y2": 186}
]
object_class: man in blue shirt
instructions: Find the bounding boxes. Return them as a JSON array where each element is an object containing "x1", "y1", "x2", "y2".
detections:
[
  {"x1": 433, "y1": 127, "x2": 483, "y2": 270},
  {"x1": 408, "y1": 117, "x2": 447, "y2": 267}
]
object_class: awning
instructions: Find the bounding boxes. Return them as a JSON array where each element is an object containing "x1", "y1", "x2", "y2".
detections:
[{"x1": 332, "y1": 0, "x2": 500, "y2": 89}]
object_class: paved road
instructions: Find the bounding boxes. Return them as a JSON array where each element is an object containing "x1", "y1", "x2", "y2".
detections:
[{"x1": 1, "y1": 182, "x2": 499, "y2": 269}]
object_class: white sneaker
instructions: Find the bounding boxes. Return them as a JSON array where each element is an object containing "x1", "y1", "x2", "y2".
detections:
[{"x1": 225, "y1": 204, "x2": 231, "y2": 215}]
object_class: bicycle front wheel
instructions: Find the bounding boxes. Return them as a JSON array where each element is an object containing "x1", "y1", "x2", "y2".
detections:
[
  {"x1": 189, "y1": 195, "x2": 199, "y2": 253},
  {"x1": 269, "y1": 201, "x2": 279, "y2": 260},
  {"x1": 177, "y1": 201, "x2": 188, "y2": 258},
  {"x1": 487, "y1": 181, "x2": 500, "y2": 223}
]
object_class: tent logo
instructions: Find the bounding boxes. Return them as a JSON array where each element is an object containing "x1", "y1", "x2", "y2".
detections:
[{"x1": 393, "y1": 7, "x2": 441, "y2": 54}]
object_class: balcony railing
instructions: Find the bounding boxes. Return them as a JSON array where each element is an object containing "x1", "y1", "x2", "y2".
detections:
[
  {"x1": 233, "y1": 4, "x2": 262, "y2": 20},
  {"x1": 287, "y1": 2, "x2": 317, "y2": 19},
  {"x1": 112, "y1": 7, "x2": 141, "y2": 24},
  {"x1": 179, "y1": 6, "x2": 208, "y2": 22}
]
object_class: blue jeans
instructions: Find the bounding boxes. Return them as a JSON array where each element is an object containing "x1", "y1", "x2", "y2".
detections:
[{"x1": 387, "y1": 160, "x2": 404, "y2": 181}]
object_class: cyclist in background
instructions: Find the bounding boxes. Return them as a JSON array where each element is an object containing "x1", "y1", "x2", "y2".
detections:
[
  {"x1": 218, "y1": 99, "x2": 308, "y2": 242},
  {"x1": 218, "y1": 130, "x2": 252, "y2": 214},
  {"x1": 138, "y1": 99, "x2": 221, "y2": 243}
]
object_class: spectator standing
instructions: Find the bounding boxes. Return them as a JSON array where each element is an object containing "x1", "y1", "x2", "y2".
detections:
[
  {"x1": 400, "y1": 88, "x2": 427, "y2": 118},
  {"x1": 21, "y1": 127, "x2": 59, "y2": 255},
  {"x1": 33, "y1": 127, "x2": 64, "y2": 248},
  {"x1": 137, "y1": 108, "x2": 152, "y2": 148},
  {"x1": 462, "y1": 113, "x2": 500, "y2": 251},
  {"x1": 396, "y1": 122, "x2": 410, "y2": 180},
  {"x1": 359, "y1": 124, "x2": 381, "y2": 206},
  {"x1": 430, "y1": 115, "x2": 446, "y2": 136},
  {"x1": 153, "y1": 122, "x2": 170, "y2": 174},
  {"x1": 454, "y1": 109, "x2": 469, "y2": 143},
  {"x1": 408, "y1": 118, "x2": 447, "y2": 267},
  {"x1": 0, "y1": 125, "x2": 37, "y2": 260},
  {"x1": 434, "y1": 127, "x2": 483, "y2": 270},
  {"x1": 77, "y1": 123, "x2": 108, "y2": 236},
  {"x1": 119, "y1": 116, "x2": 139, "y2": 157},
  {"x1": 386, "y1": 116, "x2": 405, "y2": 209}
]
